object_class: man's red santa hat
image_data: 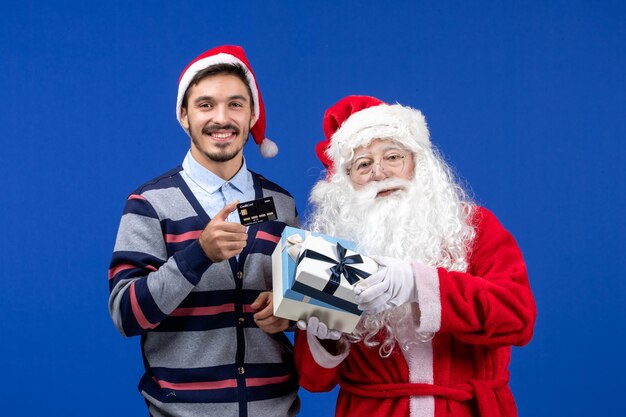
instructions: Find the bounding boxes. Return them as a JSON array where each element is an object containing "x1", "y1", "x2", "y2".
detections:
[
  {"x1": 315, "y1": 95, "x2": 431, "y2": 175},
  {"x1": 176, "y1": 45, "x2": 278, "y2": 158}
]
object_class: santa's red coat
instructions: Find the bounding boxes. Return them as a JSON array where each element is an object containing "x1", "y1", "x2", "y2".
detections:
[{"x1": 294, "y1": 207, "x2": 536, "y2": 417}]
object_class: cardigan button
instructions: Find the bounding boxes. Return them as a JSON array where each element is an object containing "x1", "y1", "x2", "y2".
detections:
[
  {"x1": 236, "y1": 271, "x2": 243, "y2": 279},
  {"x1": 238, "y1": 317, "x2": 245, "y2": 326},
  {"x1": 238, "y1": 367, "x2": 245, "y2": 375}
]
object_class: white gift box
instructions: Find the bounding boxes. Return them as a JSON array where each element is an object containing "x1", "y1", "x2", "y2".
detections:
[
  {"x1": 272, "y1": 226, "x2": 377, "y2": 333},
  {"x1": 293, "y1": 235, "x2": 378, "y2": 315}
]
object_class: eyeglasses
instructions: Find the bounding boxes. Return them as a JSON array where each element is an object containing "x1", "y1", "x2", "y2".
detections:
[{"x1": 347, "y1": 151, "x2": 407, "y2": 185}]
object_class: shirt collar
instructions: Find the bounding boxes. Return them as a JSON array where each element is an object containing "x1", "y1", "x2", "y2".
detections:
[{"x1": 182, "y1": 151, "x2": 249, "y2": 194}]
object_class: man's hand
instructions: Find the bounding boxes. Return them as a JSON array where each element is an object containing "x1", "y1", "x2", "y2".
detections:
[
  {"x1": 251, "y1": 291, "x2": 289, "y2": 334},
  {"x1": 199, "y1": 201, "x2": 248, "y2": 262},
  {"x1": 353, "y1": 256, "x2": 417, "y2": 314}
]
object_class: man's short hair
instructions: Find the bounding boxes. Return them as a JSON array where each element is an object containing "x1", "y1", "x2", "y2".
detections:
[{"x1": 180, "y1": 63, "x2": 254, "y2": 111}]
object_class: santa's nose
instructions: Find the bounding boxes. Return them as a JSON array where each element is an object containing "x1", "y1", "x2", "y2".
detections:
[{"x1": 370, "y1": 164, "x2": 388, "y2": 180}]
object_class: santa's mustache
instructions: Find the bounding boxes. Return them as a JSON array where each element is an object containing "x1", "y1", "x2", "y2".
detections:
[
  {"x1": 202, "y1": 123, "x2": 240, "y2": 135},
  {"x1": 352, "y1": 178, "x2": 414, "y2": 201}
]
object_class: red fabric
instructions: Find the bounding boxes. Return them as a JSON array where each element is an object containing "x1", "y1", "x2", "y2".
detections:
[
  {"x1": 178, "y1": 45, "x2": 252, "y2": 84},
  {"x1": 294, "y1": 207, "x2": 536, "y2": 417}
]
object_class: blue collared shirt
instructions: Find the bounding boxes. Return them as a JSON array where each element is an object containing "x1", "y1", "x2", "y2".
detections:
[{"x1": 180, "y1": 151, "x2": 255, "y2": 224}]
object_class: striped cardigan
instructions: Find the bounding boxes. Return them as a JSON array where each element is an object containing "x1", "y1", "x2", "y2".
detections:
[{"x1": 108, "y1": 166, "x2": 300, "y2": 417}]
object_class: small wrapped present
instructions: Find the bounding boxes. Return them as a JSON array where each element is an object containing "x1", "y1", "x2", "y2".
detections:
[
  {"x1": 293, "y1": 235, "x2": 378, "y2": 314},
  {"x1": 272, "y1": 226, "x2": 378, "y2": 333}
]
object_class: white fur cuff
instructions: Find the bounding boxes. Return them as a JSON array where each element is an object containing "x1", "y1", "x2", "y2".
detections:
[
  {"x1": 307, "y1": 332, "x2": 350, "y2": 369},
  {"x1": 412, "y1": 262, "x2": 442, "y2": 334}
]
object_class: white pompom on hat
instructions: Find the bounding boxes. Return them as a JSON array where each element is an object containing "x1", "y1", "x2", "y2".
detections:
[{"x1": 176, "y1": 45, "x2": 277, "y2": 158}]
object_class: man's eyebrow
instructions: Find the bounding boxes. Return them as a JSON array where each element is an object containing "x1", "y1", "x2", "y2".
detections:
[{"x1": 227, "y1": 94, "x2": 249, "y2": 102}]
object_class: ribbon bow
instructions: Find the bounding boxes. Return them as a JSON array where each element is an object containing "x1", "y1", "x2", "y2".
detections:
[{"x1": 298, "y1": 242, "x2": 371, "y2": 295}]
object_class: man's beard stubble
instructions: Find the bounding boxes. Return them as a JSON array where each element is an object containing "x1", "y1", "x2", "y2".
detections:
[{"x1": 191, "y1": 123, "x2": 250, "y2": 163}]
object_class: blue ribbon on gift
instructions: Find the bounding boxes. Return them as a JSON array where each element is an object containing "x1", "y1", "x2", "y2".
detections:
[{"x1": 297, "y1": 242, "x2": 371, "y2": 295}]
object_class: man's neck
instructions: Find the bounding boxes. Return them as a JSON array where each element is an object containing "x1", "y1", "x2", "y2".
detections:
[{"x1": 190, "y1": 149, "x2": 244, "y2": 181}]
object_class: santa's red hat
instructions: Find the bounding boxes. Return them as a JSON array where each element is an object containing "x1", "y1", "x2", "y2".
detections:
[
  {"x1": 176, "y1": 45, "x2": 278, "y2": 158},
  {"x1": 316, "y1": 95, "x2": 431, "y2": 175}
]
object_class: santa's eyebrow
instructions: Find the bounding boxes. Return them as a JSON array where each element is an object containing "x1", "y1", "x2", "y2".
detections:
[
  {"x1": 353, "y1": 145, "x2": 406, "y2": 160},
  {"x1": 352, "y1": 153, "x2": 373, "y2": 161},
  {"x1": 380, "y1": 144, "x2": 407, "y2": 152}
]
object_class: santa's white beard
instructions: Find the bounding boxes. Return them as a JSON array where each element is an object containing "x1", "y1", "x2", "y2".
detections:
[
  {"x1": 312, "y1": 176, "x2": 470, "y2": 267},
  {"x1": 307, "y1": 158, "x2": 475, "y2": 356},
  {"x1": 333, "y1": 178, "x2": 434, "y2": 261}
]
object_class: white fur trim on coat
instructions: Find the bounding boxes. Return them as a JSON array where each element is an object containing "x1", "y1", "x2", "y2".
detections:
[
  {"x1": 403, "y1": 263, "x2": 440, "y2": 417},
  {"x1": 411, "y1": 262, "x2": 441, "y2": 334}
]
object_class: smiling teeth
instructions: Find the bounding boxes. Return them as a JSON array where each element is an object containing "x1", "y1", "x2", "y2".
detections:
[{"x1": 211, "y1": 132, "x2": 232, "y2": 138}]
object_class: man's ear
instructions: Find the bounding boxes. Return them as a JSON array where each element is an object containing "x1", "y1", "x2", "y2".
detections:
[
  {"x1": 180, "y1": 107, "x2": 190, "y2": 130},
  {"x1": 250, "y1": 109, "x2": 257, "y2": 128}
]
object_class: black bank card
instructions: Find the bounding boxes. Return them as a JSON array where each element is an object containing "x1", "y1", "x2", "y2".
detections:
[{"x1": 237, "y1": 196, "x2": 278, "y2": 226}]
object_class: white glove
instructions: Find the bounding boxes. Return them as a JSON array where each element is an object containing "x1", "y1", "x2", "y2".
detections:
[
  {"x1": 297, "y1": 316, "x2": 342, "y2": 341},
  {"x1": 353, "y1": 255, "x2": 417, "y2": 314}
]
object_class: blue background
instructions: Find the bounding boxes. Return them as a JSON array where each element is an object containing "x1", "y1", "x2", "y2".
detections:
[{"x1": 1, "y1": 1, "x2": 624, "y2": 416}]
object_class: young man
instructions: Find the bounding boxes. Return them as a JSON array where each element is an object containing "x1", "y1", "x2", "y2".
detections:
[
  {"x1": 295, "y1": 95, "x2": 536, "y2": 417},
  {"x1": 109, "y1": 45, "x2": 300, "y2": 417}
]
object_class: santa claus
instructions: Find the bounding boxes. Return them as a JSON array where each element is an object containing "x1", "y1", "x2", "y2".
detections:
[{"x1": 294, "y1": 95, "x2": 536, "y2": 417}]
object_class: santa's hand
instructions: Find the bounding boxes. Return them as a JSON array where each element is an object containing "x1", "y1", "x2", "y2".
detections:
[
  {"x1": 297, "y1": 316, "x2": 342, "y2": 341},
  {"x1": 353, "y1": 256, "x2": 417, "y2": 314}
]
